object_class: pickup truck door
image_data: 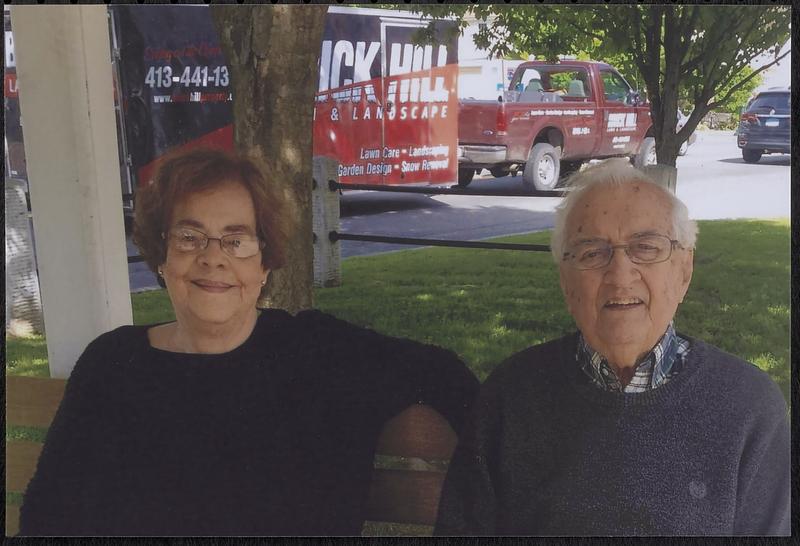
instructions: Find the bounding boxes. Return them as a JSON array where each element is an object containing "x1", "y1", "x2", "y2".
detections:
[
  {"x1": 596, "y1": 69, "x2": 641, "y2": 156},
  {"x1": 547, "y1": 66, "x2": 602, "y2": 160}
]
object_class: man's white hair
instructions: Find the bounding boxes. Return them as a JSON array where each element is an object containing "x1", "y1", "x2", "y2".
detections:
[{"x1": 550, "y1": 158, "x2": 698, "y2": 263}]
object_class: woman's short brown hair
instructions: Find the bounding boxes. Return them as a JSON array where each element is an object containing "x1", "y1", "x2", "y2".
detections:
[{"x1": 133, "y1": 148, "x2": 291, "y2": 278}]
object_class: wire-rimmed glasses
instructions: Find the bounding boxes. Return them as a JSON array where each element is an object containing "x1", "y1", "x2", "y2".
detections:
[
  {"x1": 162, "y1": 227, "x2": 265, "y2": 259},
  {"x1": 563, "y1": 234, "x2": 684, "y2": 270}
]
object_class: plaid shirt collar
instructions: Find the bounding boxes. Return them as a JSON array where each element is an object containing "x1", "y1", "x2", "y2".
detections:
[{"x1": 576, "y1": 323, "x2": 685, "y2": 393}]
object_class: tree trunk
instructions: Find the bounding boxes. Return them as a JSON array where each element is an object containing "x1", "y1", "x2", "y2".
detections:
[{"x1": 211, "y1": 5, "x2": 328, "y2": 314}]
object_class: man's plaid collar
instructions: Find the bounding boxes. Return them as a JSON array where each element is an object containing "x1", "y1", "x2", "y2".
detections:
[{"x1": 576, "y1": 324, "x2": 680, "y2": 392}]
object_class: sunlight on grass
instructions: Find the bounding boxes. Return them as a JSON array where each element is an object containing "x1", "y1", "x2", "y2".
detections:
[
  {"x1": 6, "y1": 425, "x2": 47, "y2": 443},
  {"x1": 7, "y1": 492, "x2": 23, "y2": 507},
  {"x1": 767, "y1": 304, "x2": 789, "y2": 318},
  {"x1": 752, "y1": 353, "x2": 780, "y2": 372}
]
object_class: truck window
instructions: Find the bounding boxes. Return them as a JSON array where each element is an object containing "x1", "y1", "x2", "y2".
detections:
[
  {"x1": 512, "y1": 67, "x2": 592, "y2": 103},
  {"x1": 600, "y1": 70, "x2": 633, "y2": 104}
]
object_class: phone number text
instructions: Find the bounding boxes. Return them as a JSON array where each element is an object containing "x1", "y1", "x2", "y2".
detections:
[{"x1": 145, "y1": 65, "x2": 230, "y2": 88}]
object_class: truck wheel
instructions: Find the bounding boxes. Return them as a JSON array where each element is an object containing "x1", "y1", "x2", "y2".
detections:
[
  {"x1": 522, "y1": 143, "x2": 561, "y2": 191},
  {"x1": 742, "y1": 148, "x2": 762, "y2": 163},
  {"x1": 633, "y1": 137, "x2": 656, "y2": 168},
  {"x1": 490, "y1": 166, "x2": 511, "y2": 178},
  {"x1": 457, "y1": 167, "x2": 475, "y2": 187}
]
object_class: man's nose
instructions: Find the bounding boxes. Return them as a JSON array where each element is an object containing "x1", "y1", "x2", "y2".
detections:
[{"x1": 603, "y1": 247, "x2": 640, "y2": 284}]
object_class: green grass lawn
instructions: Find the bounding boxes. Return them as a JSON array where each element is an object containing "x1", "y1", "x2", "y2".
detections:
[{"x1": 6, "y1": 219, "x2": 790, "y2": 402}]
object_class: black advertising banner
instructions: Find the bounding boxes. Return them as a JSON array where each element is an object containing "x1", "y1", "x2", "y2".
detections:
[{"x1": 110, "y1": 5, "x2": 234, "y2": 187}]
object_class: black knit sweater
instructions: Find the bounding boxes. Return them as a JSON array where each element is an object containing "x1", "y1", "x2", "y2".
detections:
[
  {"x1": 435, "y1": 333, "x2": 790, "y2": 536},
  {"x1": 19, "y1": 309, "x2": 479, "y2": 536}
]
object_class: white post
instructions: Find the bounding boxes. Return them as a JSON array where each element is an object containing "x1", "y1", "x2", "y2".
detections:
[
  {"x1": 312, "y1": 156, "x2": 341, "y2": 287},
  {"x1": 11, "y1": 6, "x2": 132, "y2": 378}
]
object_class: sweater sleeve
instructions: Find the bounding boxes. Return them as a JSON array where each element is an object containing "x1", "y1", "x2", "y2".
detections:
[
  {"x1": 434, "y1": 371, "x2": 503, "y2": 535},
  {"x1": 370, "y1": 339, "x2": 479, "y2": 435},
  {"x1": 733, "y1": 384, "x2": 791, "y2": 536},
  {"x1": 300, "y1": 310, "x2": 479, "y2": 435},
  {"x1": 18, "y1": 332, "x2": 125, "y2": 536}
]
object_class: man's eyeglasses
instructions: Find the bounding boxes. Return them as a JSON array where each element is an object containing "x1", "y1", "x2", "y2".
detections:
[
  {"x1": 162, "y1": 227, "x2": 265, "y2": 259},
  {"x1": 562, "y1": 234, "x2": 684, "y2": 270}
]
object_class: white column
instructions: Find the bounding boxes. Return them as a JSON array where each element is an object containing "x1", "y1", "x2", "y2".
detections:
[{"x1": 10, "y1": 6, "x2": 132, "y2": 378}]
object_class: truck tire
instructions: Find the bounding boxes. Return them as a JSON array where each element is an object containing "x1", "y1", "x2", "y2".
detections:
[
  {"x1": 633, "y1": 136, "x2": 656, "y2": 168},
  {"x1": 457, "y1": 167, "x2": 476, "y2": 187},
  {"x1": 522, "y1": 143, "x2": 561, "y2": 191},
  {"x1": 742, "y1": 148, "x2": 762, "y2": 163}
]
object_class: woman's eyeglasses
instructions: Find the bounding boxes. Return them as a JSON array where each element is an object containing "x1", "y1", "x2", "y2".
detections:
[{"x1": 162, "y1": 227, "x2": 265, "y2": 259}]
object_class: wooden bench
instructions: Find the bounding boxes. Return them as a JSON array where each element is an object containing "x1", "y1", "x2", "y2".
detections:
[{"x1": 5, "y1": 375, "x2": 457, "y2": 536}]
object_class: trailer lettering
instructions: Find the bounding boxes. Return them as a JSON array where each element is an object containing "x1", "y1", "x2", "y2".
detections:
[
  {"x1": 360, "y1": 148, "x2": 381, "y2": 160},
  {"x1": 367, "y1": 162, "x2": 392, "y2": 175},
  {"x1": 408, "y1": 145, "x2": 449, "y2": 157},
  {"x1": 338, "y1": 163, "x2": 365, "y2": 177},
  {"x1": 401, "y1": 161, "x2": 420, "y2": 173},
  {"x1": 422, "y1": 158, "x2": 449, "y2": 170}
]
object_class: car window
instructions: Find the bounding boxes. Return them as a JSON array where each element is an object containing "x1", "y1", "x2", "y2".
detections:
[
  {"x1": 511, "y1": 67, "x2": 592, "y2": 102},
  {"x1": 747, "y1": 93, "x2": 790, "y2": 114},
  {"x1": 600, "y1": 70, "x2": 632, "y2": 105}
]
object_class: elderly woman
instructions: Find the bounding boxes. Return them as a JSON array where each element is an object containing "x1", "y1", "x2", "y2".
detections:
[
  {"x1": 436, "y1": 159, "x2": 789, "y2": 536},
  {"x1": 19, "y1": 148, "x2": 478, "y2": 536}
]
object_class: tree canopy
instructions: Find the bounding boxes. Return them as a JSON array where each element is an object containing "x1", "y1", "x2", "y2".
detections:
[{"x1": 413, "y1": 4, "x2": 790, "y2": 166}]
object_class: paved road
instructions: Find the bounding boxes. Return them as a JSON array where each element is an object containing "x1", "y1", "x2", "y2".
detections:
[{"x1": 127, "y1": 130, "x2": 790, "y2": 291}]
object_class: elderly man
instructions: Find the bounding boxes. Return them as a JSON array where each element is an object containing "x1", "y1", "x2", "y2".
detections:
[{"x1": 435, "y1": 159, "x2": 790, "y2": 536}]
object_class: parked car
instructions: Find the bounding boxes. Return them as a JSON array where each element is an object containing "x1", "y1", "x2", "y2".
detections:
[
  {"x1": 676, "y1": 109, "x2": 697, "y2": 156},
  {"x1": 736, "y1": 88, "x2": 791, "y2": 163}
]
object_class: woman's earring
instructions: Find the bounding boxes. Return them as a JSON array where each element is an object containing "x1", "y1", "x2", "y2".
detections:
[
  {"x1": 261, "y1": 278, "x2": 267, "y2": 286},
  {"x1": 157, "y1": 267, "x2": 163, "y2": 277}
]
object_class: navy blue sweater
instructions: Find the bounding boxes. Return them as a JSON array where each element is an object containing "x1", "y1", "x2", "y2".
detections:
[
  {"x1": 435, "y1": 333, "x2": 790, "y2": 536},
  {"x1": 19, "y1": 309, "x2": 479, "y2": 536}
]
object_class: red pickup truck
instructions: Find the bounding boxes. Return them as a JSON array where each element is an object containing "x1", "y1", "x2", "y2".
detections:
[{"x1": 457, "y1": 60, "x2": 655, "y2": 190}]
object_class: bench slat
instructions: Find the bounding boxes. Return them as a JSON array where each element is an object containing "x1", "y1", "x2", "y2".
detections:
[
  {"x1": 6, "y1": 375, "x2": 66, "y2": 428},
  {"x1": 366, "y1": 468, "x2": 446, "y2": 526},
  {"x1": 375, "y1": 404, "x2": 457, "y2": 460},
  {"x1": 6, "y1": 440, "x2": 43, "y2": 493}
]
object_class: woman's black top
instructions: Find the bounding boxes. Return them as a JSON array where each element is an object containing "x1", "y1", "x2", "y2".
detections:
[{"x1": 19, "y1": 309, "x2": 479, "y2": 536}]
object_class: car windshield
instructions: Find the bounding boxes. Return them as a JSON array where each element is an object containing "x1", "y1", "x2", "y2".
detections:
[{"x1": 747, "y1": 93, "x2": 790, "y2": 114}]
